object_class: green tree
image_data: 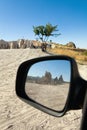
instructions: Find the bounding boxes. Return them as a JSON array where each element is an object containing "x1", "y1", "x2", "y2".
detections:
[{"x1": 33, "y1": 23, "x2": 61, "y2": 42}]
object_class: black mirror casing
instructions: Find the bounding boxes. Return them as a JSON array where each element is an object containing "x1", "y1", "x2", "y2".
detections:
[{"x1": 16, "y1": 55, "x2": 86, "y2": 117}]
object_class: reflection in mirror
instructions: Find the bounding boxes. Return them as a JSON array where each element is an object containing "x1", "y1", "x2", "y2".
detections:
[{"x1": 25, "y1": 60, "x2": 71, "y2": 111}]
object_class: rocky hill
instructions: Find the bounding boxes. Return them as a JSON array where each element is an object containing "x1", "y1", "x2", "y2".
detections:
[{"x1": 0, "y1": 39, "x2": 42, "y2": 49}]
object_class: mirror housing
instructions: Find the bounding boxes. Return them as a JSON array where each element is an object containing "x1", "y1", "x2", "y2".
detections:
[{"x1": 16, "y1": 56, "x2": 86, "y2": 117}]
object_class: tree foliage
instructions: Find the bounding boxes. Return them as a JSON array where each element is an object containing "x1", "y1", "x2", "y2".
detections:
[{"x1": 33, "y1": 23, "x2": 61, "y2": 42}]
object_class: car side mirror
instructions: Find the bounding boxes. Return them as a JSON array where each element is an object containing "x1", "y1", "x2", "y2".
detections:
[
  {"x1": 25, "y1": 59, "x2": 71, "y2": 111},
  {"x1": 16, "y1": 56, "x2": 86, "y2": 117}
]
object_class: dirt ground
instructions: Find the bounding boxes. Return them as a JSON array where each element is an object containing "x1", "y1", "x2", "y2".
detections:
[
  {"x1": 25, "y1": 82, "x2": 69, "y2": 111},
  {"x1": 0, "y1": 49, "x2": 87, "y2": 130}
]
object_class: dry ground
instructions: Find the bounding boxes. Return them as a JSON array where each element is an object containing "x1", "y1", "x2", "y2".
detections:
[
  {"x1": 0, "y1": 49, "x2": 87, "y2": 130},
  {"x1": 25, "y1": 82, "x2": 69, "y2": 111}
]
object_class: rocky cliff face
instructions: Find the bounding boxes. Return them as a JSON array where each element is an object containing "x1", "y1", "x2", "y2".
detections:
[
  {"x1": 0, "y1": 40, "x2": 9, "y2": 49},
  {"x1": 0, "y1": 39, "x2": 41, "y2": 49}
]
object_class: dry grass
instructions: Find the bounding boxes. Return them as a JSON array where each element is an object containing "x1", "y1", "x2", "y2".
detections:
[{"x1": 47, "y1": 47, "x2": 87, "y2": 64}]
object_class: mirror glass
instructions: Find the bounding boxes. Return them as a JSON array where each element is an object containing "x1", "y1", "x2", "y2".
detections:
[{"x1": 25, "y1": 60, "x2": 71, "y2": 111}]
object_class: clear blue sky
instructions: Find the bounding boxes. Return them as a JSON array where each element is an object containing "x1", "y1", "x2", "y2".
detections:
[
  {"x1": 0, "y1": 0, "x2": 87, "y2": 48},
  {"x1": 28, "y1": 60, "x2": 71, "y2": 82}
]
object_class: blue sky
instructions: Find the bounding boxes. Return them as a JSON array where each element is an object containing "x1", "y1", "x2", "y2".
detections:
[
  {"x1": 28, "y1": 60, "x2": 71, "y2": 82},
  {"x1": 0, "y1": 0, "x2": 87, "y2": 48}
]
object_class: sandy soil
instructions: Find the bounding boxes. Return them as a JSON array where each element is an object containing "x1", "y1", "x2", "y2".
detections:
[
  {"x1": 0, "y1": 49, "x2": 87, "y2": 130},
  {"x1": 25, "y1": 83, "x2": 69, "y2": 111}
]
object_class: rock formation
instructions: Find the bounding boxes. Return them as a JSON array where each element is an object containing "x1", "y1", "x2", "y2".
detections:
[
  {"x1": 66, "y1": 42, "x2": 76, "y2": 48},
  {"x1": 0, "y1": 40, "x2": 9, "y2": 49}
]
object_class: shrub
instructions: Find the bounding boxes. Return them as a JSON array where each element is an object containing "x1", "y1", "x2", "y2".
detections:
[{"x1": 83, "y1": 51, "x2": 87, "y2": 56}]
